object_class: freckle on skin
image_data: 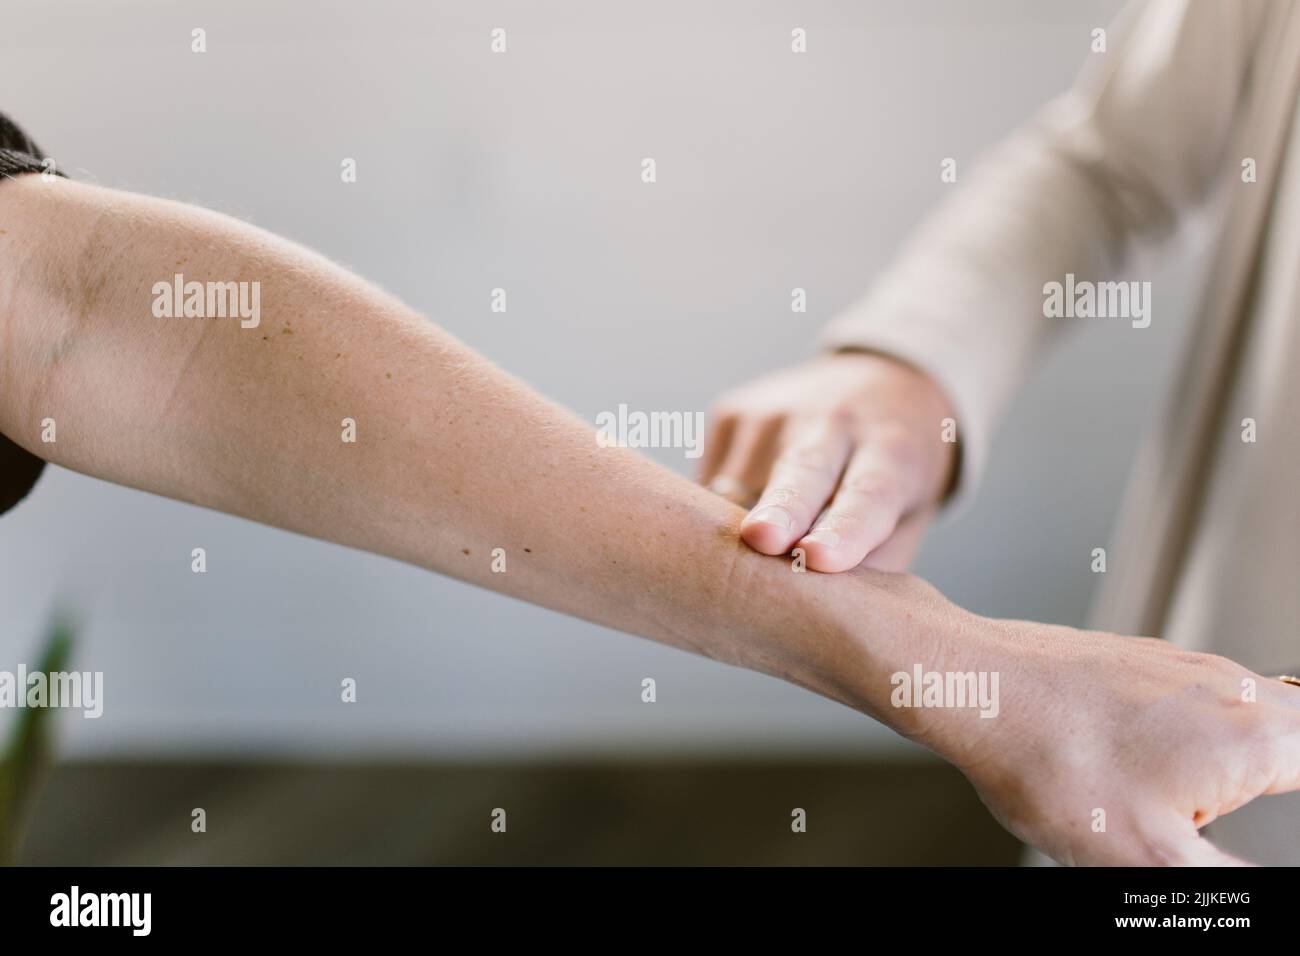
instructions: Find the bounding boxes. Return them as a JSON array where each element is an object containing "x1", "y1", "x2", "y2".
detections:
[
  {"x1": 524, "y1": 548, "x2": 532, "y2": 553},
  {"x1": 386, "y1": 372, "x2": 392, "y2": 380},
  {"x1": 462, "y1": 548, "x2": 471, "y2": 555}
]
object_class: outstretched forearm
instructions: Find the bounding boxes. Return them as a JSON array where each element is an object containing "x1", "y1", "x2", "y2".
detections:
[
  {"x1": 7, "y1": 175, "x2": 1300, "y2": 866},
  {"x1": 0, "y1": 174, "x2": 952, "y2": 733}
]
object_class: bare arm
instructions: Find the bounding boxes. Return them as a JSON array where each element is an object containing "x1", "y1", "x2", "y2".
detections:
[
  {"x1": 4, "y1": 174, "x2": 1300, "y2": 866},
  {"x1": 0, "y1": 174, "x2": 920, "y2": 717}
]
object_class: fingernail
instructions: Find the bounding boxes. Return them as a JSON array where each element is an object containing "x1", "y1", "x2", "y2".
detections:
[
  {"x1": 748, "y1": 505, "x2": 793, "y2": 530},
  {"x1": 803, "y1": 528, "x2": 840, "y2": 549}
]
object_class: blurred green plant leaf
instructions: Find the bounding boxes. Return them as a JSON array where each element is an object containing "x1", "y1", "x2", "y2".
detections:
[{"x1": 0, "y1": 613, "x2": 75, "y2": 866}]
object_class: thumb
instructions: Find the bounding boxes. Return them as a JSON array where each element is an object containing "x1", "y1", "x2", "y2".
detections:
[{"x1": 1145, "y1": 815, "x2": 1256, "y2": 867}]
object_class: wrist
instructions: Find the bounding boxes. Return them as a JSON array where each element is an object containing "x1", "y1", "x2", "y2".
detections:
[{"x1": 797, "y1": 569, "x2": 1005, "y2": 767}]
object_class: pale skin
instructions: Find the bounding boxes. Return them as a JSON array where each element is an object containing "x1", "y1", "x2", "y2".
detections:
[
  {"x1": 2, "y1": 174, "x2": 1299, "y2": 865},
  {"x1": 700, "y1": 351, "x2": 956, "y2": 572}
]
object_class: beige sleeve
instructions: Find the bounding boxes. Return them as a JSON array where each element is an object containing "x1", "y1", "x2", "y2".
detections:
[{"x1": 820, "y1": 0, "x2": 1270, "y2": 507}]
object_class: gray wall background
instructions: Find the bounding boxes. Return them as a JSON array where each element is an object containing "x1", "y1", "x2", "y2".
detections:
[{"x1": 1, "y1": 0, "x2": 1206, "y2": 759}]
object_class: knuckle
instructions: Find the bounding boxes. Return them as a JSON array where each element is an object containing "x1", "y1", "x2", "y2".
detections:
[
  {"x1": 826, "y1": 404, "x2": 861, "y2": 430},
  {"x1": 819, "y1": 508, "x2": 869, "y2": 532},
  {"x1": 843, "y1": 471, "x2": 902, "y2": 501},
  {"x1": 870, "y1": 421, "x2": 922, "y2": 464},
  {"x1": 869, "y1": 420, "x2": 913, "y2": 449},
  {"x1": 760, "y1": 484, "x2": 808, "y2": 512},
  {"x1": 779, "y1": 443, "x2": 833, "y2": 473}
]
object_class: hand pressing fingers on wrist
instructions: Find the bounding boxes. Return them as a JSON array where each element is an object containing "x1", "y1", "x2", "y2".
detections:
[
  {"x1": 739, "y1": 420, "x2": 852, "y2": 555},
  {"x1": 794, "y1": 435, "x2": 924, "y2": 573}
]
